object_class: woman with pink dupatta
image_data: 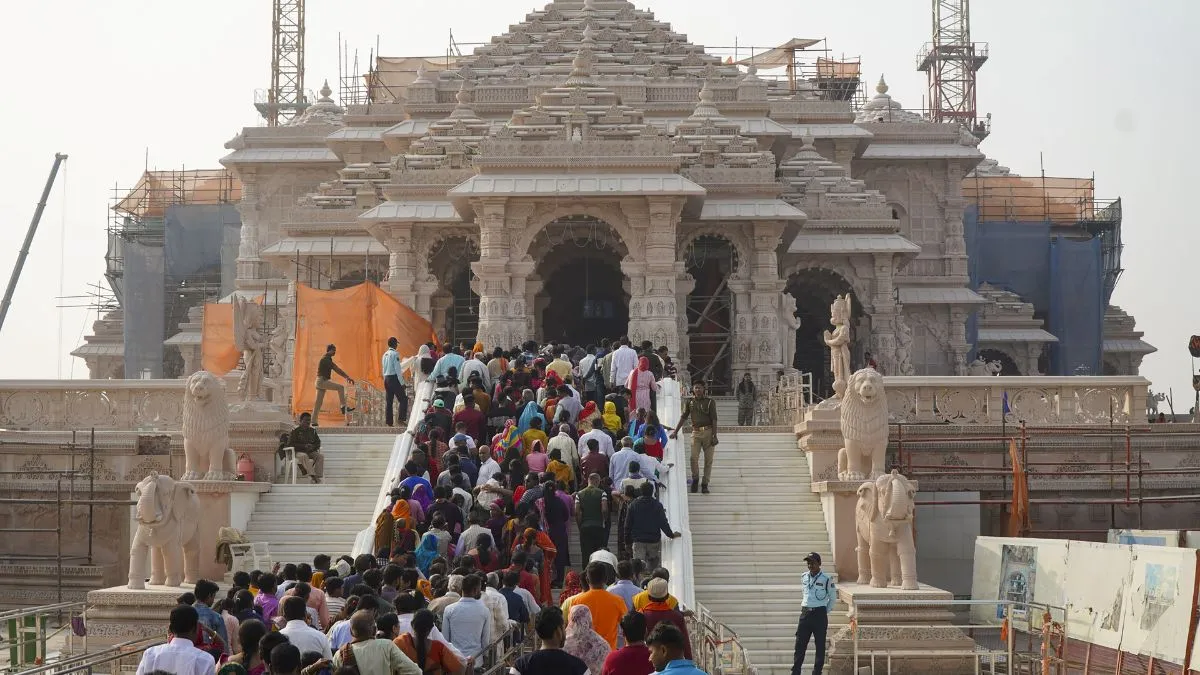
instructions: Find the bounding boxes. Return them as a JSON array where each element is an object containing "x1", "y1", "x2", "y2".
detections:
[{"x1": 624, "y1": 356, "x2": 658, "y2": 413}]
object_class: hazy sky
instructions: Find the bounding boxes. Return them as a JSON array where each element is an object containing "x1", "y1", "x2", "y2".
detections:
[{"x1": 2, "y1": 0, "x2": 1196, "y2": 400}]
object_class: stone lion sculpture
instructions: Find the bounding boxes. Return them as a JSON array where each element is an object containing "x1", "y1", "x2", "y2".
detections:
[
  {"x1": 182, "y1": 370, "x2": 237, "y2": 481},
  {"x1": 836, "y1": 368, "x2": 888, "y2": 481},
  {"x1": 128, "y1": 471, "x2": 201, "y2": 589},
  {"x1": 855, "y1": 470, "x2": 919, "y2": 590}
]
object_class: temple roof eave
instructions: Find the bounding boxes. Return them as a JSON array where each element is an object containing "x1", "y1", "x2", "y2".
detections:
[
  {"x1": 359, "y1": 200, "x2": 463, "y2": 223},
  {"x1": 220, "y1": 148, "x2": 343, "y2": 166},
  {"x1": 698, "y1": 198, "x2": 806, "y2": 222},
  {"x1": 787, "y1": 232, "x2": 920, "y2": 257}
]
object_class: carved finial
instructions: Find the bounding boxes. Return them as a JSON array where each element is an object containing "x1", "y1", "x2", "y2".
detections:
[
  {"x1": 455, "y1": 78, "x2": 473, "y2": 105},
  {"x1": 583, "y1": 0, "x2": 597, "y2": 13},
  {"x1": 747, "y1": 64, "x2": 758, "y2": 76},
  {"x1": 876, "y1": 75, "x2": 889, "y2": 95},
  {"x1": 414, "y1": 63, "x2": 430, "y2": 84},
  {"x1": 699, "y1": 81, "x2": 714, "y2": 103},
  {"x1": 801, "y1": 134, "x2": 816, "y2": 149},
  {"x1": 319, "y1": 80, "x2": 333, "y2": 101}
]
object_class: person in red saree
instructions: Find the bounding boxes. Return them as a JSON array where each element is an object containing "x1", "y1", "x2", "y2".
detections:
[
  {"x1": 390, "y1": 489, "x2": 419, "y2": 557},
  {"x1": 625, "y1": 356, "x2": 658, "y2": 414},
  {"x1": 511, "y1": 514, "x2": 557, "y2": 604}
]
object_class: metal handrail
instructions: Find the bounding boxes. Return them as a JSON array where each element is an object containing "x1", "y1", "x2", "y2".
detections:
[
  {"x1": 476, "y1": 626, "x2": 525, "y2": 675},
  {"x1": 0, "y1": 602, "x2": 89, "y2": 674},
  {"x1": 11, "y1": 636, "x2": 163, "y2": 675},
  {"x1": 352, "y1": 379, "x2": 434, "y2": 556},
  {"x1": 688, "y1": 602, "x2": 758, "y2": 675}
]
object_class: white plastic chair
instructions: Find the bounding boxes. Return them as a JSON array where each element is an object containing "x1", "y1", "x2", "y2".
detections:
[
  {"x1": 229, "y1": 542, "x2": 272, "y2": 574},
  {"x1": 278, "y1": 446, "x2": 299, "y2": 484}
]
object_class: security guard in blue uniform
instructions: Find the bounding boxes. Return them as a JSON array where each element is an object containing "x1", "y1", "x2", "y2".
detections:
[{"x1": 792, "y1": 552, "x2": 836, "y2": 675}]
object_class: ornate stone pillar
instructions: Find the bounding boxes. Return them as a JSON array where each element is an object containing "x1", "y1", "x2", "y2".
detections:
[
  {"x1": 950, "y1": 307, "x2": 970, "y2": 374},
  {"x1": 869, "y1": 254, "x2": 898, "y2": 374},
  {"x1": 746, "y1": 221, "x2": 786, "y2": 386},
  {"x1": 674, "y1": 268, "x2": 695, "y2": 377},
  {"x1": 728, "y1": 277, "x2": 752, "y2": 383},
  {"x1": 384, "y1": 227, "x2": 416, "y2": 307},
  {"x1": 430, "y1": 293, "x2": 452, "y2": 342},
  {"x1": 526, "y1": 274, "x2": 544, "y2": 343},
  {"x1": 236, "y1": 168, "x2": 264, "y2": 281},
  {"x1": 471, "y1": 201, "x2": 528, "y2": 348},
  {"x1": 627, "y1": 199, "x2": 682, "y2": 355},
  {"x1": 944, "y1": 164, "x2": 969, "y2": 281}
]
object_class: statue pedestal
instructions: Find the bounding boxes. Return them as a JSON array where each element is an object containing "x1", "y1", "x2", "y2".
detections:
[
  {"x1": 829, "y1": 583, "x2": 977, "y2": 674},
  {"x1": 84, "y1": 585, "x2": 189, "y2": 650},
  {"x1": 129, "y1": 481, "x2": 270, "y2": 583},
  {"x1": 797, "y1": 402, "x2": 842, "y2": 482},
  {"x1": 227, "y1": 399, "x2": 293, "y2": 423}
]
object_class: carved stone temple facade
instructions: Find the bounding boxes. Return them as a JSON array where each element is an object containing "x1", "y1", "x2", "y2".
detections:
[{"x1": 214, "y1": 0, "x2": 1144, "y2": 396}]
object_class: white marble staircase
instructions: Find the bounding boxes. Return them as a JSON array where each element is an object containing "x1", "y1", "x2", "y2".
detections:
[
  {"x1": 688, "y1": 429, "x2": 844, "y2": 675},
  {"x1": 244, "y1": 433, "x2": 396, "y2": 565}
]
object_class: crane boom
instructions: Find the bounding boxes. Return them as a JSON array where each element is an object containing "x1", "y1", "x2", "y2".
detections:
[{"x1": 0, "y1": 153, "x2": 68, "y2": 334}]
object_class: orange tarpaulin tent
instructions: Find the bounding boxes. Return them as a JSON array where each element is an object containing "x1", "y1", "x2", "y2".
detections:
[{"x1": 292, "y1": 282, "x2": 436, "y2": 425}]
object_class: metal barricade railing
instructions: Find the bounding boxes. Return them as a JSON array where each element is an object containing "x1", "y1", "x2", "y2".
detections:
[
  {"x1": 476, "y1": 626, "x2": 525, "y2": 675},
  {"x1": 687, "y1": 602, "x2": 758, "y2": 675},
  {"x1": 848, "y1": 599, "x2": 1068, "y2": 675},
  {"x1": 0, "y1": 602, "x2": 87, "y2": 674},
  {"x1": 348, "y1": 381, "x2": 387, "y2": 427},
  {"x1": 749, "y1": 370, "x2": 814, "y2": 426},
  {"x1": 10, "y1": 636, "x2": 163, "y2": 675}
]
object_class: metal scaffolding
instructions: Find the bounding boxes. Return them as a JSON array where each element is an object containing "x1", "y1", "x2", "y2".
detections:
[{"x1": 917, "y1": 0, "x2": 990, "y2": 138}]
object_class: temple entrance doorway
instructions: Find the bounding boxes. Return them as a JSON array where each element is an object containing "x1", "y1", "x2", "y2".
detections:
[
  {"x1": 685, "y1": 236, "x2": 735, "y2": 394},
  {"x1": 533, "y1": 218, "x2": 629, "y2": 346},
  {"x1": 787, "y1": 268, "x2": 860, "y2": 399},
  {"x1": 429, "y1": 236, "x2": 480, "y2": 347}
]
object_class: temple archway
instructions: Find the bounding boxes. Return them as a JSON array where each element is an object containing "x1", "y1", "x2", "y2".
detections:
[
  {"x1": 429, "y1": 236, "x2": 480, "y2": 346},
  {"x1": 978, "y1": 348, "x2": 1021, "y2": 375},
  {"x1": 685, "y1": 236, "x2": 736, "y2": 394},
  {"x1": 786, "y1": 267, "x2": 862, "y2": 399},
  {"x1": 531, "y1": 217, "x2": 630, "y2": 346}
]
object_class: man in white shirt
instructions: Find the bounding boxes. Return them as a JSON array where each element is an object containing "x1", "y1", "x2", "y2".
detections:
[
  {"x1": 381, "y1": 337, "x2": 407, "y2": 427},
  {"x1": 609, "y1": 337, "x2": 638, "y2": 389},
  {"x1": 442, "y1": 575, "x2": 493, "y2": 660},
  {"x1": 278, "y1": 596, "x2": 332, "y2": 660},
  {"x1": 136, "y1": 605, "x2": 215, "y2": 675},
  {"x1": 476, "y1": 445, "x2": 502, "y2": 487},
  {"x1": 609, "y1": 441, "x2": 640, "y2": 486},
  {"x1": 461, "y1": 352, "x2": 491, "y2": 390},
  {"x1": 457, "y1": 512, "x2": 492, "y2": 554},
  {"x1": 547, "y1": 424, "x2": 580, "y2": 478},
  {"x1": 577, "y1": 418, "x2": 615, "y2": 458}
]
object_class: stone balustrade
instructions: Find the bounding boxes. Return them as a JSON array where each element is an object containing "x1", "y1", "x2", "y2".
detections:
[
  {"x1": 883, "y1": 376, "x2": 1149, "y2": 426},
  {"x1": 772, "y1": 374, "x2": 1150, "y2": 427},
  {"x1": 0, "y1": 380, "x2": 186, "y2": 431}
]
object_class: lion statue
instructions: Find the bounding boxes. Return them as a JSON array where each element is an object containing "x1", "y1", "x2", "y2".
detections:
[
  {"x1": 182, "y1": 370, "x2": 237, "y2": 481},
  {"x1": 855, "y1": 470, "x2": 919, "y2": 590},
  {"x1": 836, "y1": 368, "x2": 889, "y2": 481},
  {"x1": 128, "y1": 471, "x2": 201, "y2": 589}
]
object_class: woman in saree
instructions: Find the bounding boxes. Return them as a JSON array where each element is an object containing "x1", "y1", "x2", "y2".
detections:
[
  {"x1": 390, "y1": 489, "x2": 419, "y2": 556},
  {"x1": 564, "y1": 605, "x2": 611, "y2": 675},
  {"x1": 601, "y1": 401, "x2": 623, "y2": 435},
  {"x1": 511, "y1": 514, "x2": 557, "y2": 604},
  {"x1": 496, "y1": 419, "x2": 522, "y2": 458},
  {"x1": 517, "y1": 397, "x2": 546, "y2": 436},
  {"x1": 414, "y1": 531, "x2": 440, "y2": 576},
  {"x1": 625, "y1": 356, "x2": 658, "y2": 414},
  {"x1": 409, "y1": 482, "x2": 433, "y2": 514},
  {"x1": 557, "y1": 569, "x2": 584, "y2": 608},
  {"x1": 536, "y1": 482, "x2": 571, "y2": 585}
]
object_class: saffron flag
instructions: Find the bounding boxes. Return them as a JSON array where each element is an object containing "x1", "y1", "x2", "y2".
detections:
[{"x1": 1006, "y1": 439, "x2": 1030, "y2": 537}]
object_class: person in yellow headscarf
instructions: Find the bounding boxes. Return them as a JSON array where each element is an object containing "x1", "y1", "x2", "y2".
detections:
[
  {"x1": 472, "y1": 341, "x2": 485, "y2": 356},
  {"x1": 602, "y1": 401, "x2": 623, "y2": 434}
]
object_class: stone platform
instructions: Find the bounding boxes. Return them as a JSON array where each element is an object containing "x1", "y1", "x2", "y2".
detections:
[
  {"x1": 84, "y1": 585, "x2": 190, "y2": 647},
  {"x1": 829, "y1": 583, "x2": 981, "y2": 674}
]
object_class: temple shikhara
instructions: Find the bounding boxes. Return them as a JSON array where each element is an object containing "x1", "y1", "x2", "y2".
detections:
[{"x1": 9, "y1": 2, "x2": 1200, "y2": 675}]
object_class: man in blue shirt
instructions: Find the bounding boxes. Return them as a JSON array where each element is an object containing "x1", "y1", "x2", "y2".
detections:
[
  {"x1": 647, "y1": 622, "x2": 707, "y2": 674},
  {"x1": 192, "y1": 579, "x2": 229, "y2": 658},
  {"x1": 381, "y1": 337, "x2": 407, "y2": 427},
  {"x1": 792, "y1": 552, "x2": 836, "y2": 675}
]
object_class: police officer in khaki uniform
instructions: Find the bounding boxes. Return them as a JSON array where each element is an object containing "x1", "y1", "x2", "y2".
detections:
[{"x1": 669, "y1": 380, "x2": 717, "y2": 494}]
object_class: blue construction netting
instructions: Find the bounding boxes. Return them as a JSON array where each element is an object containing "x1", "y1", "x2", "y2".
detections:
[
  {"x1": 122, "y1": 240, "x2": 165, "y2": 378},
  {"x1": 1049, "y1": 236, "x2": 1103, "y2": 375},
  {"x1": 963, "y1": 206, "x2": 1104, "y2": 375}
]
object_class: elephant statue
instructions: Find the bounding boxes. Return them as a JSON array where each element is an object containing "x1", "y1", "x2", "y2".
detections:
[
  {"x1": 855, "y1": 470, "x2": 919, "y2": 590},
  {"x1": 128, "y1": 471, "x2": 201, "y2": 590}
]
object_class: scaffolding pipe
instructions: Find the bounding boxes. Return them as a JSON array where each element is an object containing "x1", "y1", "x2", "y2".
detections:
[{"x1": 0, "y1": 153, "x2": 67, "y2": 334}]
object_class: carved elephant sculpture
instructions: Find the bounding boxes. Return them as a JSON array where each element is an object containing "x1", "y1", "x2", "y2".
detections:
[
  {"x1": 855, "y1": 470, "x2": 919, "y2": 590},
  {"x1": 128, "y1": 471, "x2": 201, "y2": 590}
]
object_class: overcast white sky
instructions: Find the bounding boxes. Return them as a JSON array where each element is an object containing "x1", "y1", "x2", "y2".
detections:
[{"x1": 1, "y1": 0, "x2": 1196, "y2": 401}]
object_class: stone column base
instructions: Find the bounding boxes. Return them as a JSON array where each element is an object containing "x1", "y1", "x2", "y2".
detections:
[
  {"x1": 797, "y1": 403, "x2": 842, "y2": 482},
  {"x1": 828, "y1": 583, "x2": 978, "y2": 674},
  {"x1": 84, "y1": 585, "x2": 193, "y2": 649}
]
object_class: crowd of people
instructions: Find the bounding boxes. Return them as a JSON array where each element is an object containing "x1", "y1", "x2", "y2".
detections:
[{"x1": 144, "y1": 337, "x2": 717, "y2": 675}]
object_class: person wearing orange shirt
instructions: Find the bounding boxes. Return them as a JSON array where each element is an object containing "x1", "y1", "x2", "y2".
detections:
[{"x1": 568, "y1": 561, "x2": 630, "y2": 650}]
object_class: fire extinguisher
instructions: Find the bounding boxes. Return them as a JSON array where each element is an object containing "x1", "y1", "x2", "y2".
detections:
[{"x1": 237, "y1": 454, "x2": 256, "y2": 482}]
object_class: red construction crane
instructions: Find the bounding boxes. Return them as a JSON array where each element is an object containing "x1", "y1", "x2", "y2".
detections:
[{"x1": 916, "y1": 0, "x2": 990, "y2": 140}]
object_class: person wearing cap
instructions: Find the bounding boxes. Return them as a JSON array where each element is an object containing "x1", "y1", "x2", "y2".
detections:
[
  {"x1": 792, "y1": 552, "x2": 836, "y2": 675},
  {"x1": 639, "y1": 577, "x2": 692, "y2": 660}
]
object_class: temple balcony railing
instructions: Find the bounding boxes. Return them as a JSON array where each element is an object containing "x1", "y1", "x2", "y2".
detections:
[
  {"x1": 0, "y1": 380, "x2": 187, "y2": 432},
  {"x1": 765, "y1": 375, "x2": 1150, "y2": 427}
]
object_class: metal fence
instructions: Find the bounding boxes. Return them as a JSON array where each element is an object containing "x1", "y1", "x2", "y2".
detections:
[{"x1": 687, "y1": 603, "x2": 757, "y2": 675}]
